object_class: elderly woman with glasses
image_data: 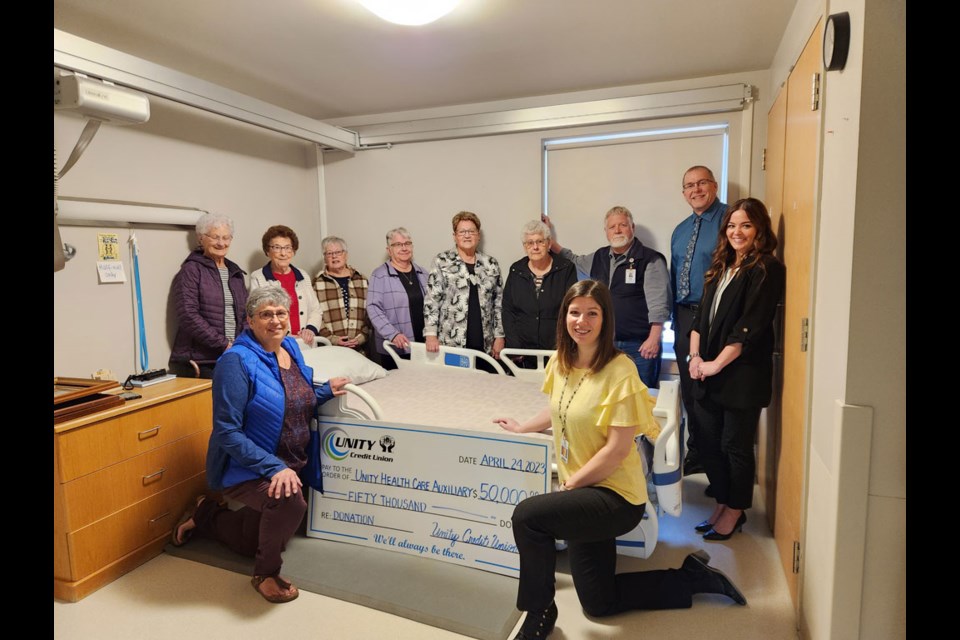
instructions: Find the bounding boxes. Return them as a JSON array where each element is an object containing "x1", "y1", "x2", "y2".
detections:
[
  {"x1": 424, "y1": 211, "x2": 505, "y2": 366},
  {"x1": 169, "y1": 212, "x2": 249, "y2": 379},
  {"x1": 502, "y1": 219, "x2": 577, "y2": 368},
  {"x1": 171, "y1": 284, "x2": 349, "y2": 603},
  {"x1": 368, "y1": 227, "x2": 429, "y2": 369},
  {"x1": 249, "y1": 225, "x2": 322, "y2": 347},
  {"x1": 314, "y1": 236, "x2": 370, "y2": 352}
]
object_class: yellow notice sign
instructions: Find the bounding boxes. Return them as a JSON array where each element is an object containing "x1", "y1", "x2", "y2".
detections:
[{"x1": 98, "y1": 233, "x2": 121, "y2": 261}]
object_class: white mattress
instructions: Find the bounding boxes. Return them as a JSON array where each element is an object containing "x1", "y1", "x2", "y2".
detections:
[{"x1": 344, "y1": 368, "x2": 551, "y2": 440}]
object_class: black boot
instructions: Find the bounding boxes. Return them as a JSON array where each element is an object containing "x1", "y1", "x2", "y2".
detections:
[
  {"x1": 514, "y1": 601, "x2": 558, "y2": 639},
  {"x1": 681, "y1": 550, "x2": 748, "y2": 605}
]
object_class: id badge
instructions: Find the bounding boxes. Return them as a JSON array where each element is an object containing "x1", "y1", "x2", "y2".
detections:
[
  {"x1": 625, "y1": 268, "x2": 637, "y2": 284},
  {"x1": 560, "y1": 436, "x2": 569, "y2": 463}
]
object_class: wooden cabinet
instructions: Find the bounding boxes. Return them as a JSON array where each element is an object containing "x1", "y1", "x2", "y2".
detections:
[{"x1": 53, "y1": 378, "x2": 212, "y2": 601}]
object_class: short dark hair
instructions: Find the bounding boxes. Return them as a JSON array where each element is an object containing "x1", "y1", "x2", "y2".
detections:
[
  {"x1": 554, "y1": 280, "x2": 621, "y2": 376},
  {"x1": 261, "y1": 225, "x2": 299, "y2": 255},
  {"x1": 682, "y1": 165, "x2": 716, "y2": 185}
]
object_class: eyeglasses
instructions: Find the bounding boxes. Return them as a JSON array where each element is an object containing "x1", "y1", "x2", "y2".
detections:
[
  {"x1": 523, "y1": 239, "x2": 548, "y2": 247},
  {"x1": 455, "y1": 229, "x2": 479, "y2": 237},
  {"x1": 389, "y1": 241, "x2": 413, "y2": 249},
  {"x1": 256, "y1": 310, "x2": 289, "y2": 321},
  {"x1": 268, "y1": 244, "x2": 294, "y2": 253},
  {"x1": 203, "y1": 233, "x2": 233, "y2": 244},
  {"x1": 682, "y1": 179, "x2": 716, "y2": 191},
  {"x1": 324, "y1": 250, "x2": 346, "y2": 257}
]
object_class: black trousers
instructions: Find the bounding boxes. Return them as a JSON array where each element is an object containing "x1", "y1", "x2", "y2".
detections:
[
  {"x1": 673, "y1": 304, "x2": 700, "y2": 456},
  {"x1": 693, "y1": 397, "x2": 762, "y2": 509},
  {"x1": 512, "y1": 487, "x2": 696, "y2": 617}
]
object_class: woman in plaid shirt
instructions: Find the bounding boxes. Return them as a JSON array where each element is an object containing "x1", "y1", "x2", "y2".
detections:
[{"x1": 313, "y1": 236, "x2": 370, "y2": 352}]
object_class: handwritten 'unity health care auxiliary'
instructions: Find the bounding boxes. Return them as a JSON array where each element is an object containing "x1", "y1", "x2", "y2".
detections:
[{"x1": 308, "y1": 416, "x2": 552, "y2": 577}]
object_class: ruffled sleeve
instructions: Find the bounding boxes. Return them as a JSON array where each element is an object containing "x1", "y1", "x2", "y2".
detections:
[
  {"x1": 541, "y1": 355, "x2": 558, "y2": 397},
  {"x1": 595, "y1": 359, "x2": 661, "y2": 440}
]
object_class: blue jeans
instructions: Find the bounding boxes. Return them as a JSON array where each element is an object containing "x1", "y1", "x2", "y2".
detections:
[{"x1": 615, "y1": 340, "x2": 661, "y2": 389}]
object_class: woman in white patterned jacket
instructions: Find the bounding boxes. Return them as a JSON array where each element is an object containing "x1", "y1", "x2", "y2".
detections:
[{"x1": 424, "y1": 211, "x2": 505, "y2": 367}]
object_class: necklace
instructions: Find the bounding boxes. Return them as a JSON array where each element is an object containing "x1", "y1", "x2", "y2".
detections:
[
  {"x1": 557, "y1": 370, "x2": 587, "y2": 435},
  {"x1": 393, "y1": 263, "x2": 415, "y2": 286}
]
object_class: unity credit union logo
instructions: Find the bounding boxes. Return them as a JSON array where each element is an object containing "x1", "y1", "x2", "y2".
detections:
[
  {"x1": 322, "y1": 427, "x2": 351, "y2": 461},
  {"x1": 380, "y1": 435, "x2": 395, "y2": 453}
]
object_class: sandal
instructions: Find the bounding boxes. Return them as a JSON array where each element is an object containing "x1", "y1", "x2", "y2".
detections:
[
  {"x1": 251, "y1": 575, "x2": 299, "y2": 603},
  {"x1": 170, "y1": 495, "x2": 206, "y2": 547}
]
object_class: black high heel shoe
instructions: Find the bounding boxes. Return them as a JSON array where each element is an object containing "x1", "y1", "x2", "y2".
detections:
[
  {"x1": 694, "y1": 519, "x2": 715, "y2": 533},
  {"x1": 703, "y1": 511, "x2": 747, "y2": 541}
]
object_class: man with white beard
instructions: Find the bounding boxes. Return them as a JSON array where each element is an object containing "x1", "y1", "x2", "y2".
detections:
[{"x1": 544, "y1": 206, "x2": 671, "y2": 388}]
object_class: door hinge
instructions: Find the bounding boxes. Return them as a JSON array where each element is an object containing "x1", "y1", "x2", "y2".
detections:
[
  {"x1": 793, "y1": 540, "x2": 802, "y2": 573},
  {"x1": 761, "y1": 147, "x2": 767, "y2": 171},
  {"x1": 800, "y1": 317, "x2": 809, "y2": 352},
  {"x1": 811, "y1": 72, "x2": 821, "y2": 111}
]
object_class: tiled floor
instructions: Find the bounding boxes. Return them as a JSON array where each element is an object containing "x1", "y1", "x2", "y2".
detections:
[{"x1": 54, "y1": 475, "x2": 798, "y2": 639}]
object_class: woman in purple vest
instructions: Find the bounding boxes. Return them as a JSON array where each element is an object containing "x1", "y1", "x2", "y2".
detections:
[
  {"x1": 169, "y1": 213, "x2": 249, "y2": 379},
  {"x1": 170, "y1": 285, "x2": 349, "y2": 603}
]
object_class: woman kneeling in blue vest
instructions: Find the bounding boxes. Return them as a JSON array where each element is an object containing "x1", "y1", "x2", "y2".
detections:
[{"x1": 171, "y1": 284, "x2": 349, "y2": 603}]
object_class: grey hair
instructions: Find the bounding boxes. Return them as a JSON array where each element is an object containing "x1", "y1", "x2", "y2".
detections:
[
  {"x1": 195, "y1": 212, "x2": 235, "y2": 243},
  {"x1": 521, "y1": 219, "x2": 551, "y2": 243},
  {"x1": 386, "y1": 227, "x2": 412, "y2": 245},
  {"x1": 246, "y1": 283, "x2": 291, "y2": 317},
  {"x1": 321, "y1": 236, "x2": 348, "y2": 254},
  {"x1": 604, "y1": 205, "x2": 634, "y2": 227}
]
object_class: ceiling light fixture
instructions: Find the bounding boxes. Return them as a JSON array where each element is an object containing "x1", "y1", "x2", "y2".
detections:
[{"x1": 356, "y1": 0, "x2": 461, "y2": 26}]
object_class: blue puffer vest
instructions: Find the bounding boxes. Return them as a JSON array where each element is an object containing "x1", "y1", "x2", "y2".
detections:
[{"x1": 206, "y1": 329, "x2": 316, "y2": 490}]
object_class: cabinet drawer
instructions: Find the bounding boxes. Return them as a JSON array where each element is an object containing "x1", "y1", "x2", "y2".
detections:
[
  {"x1": 56, "y1": 391, "x2": 212, "y2": 483},
  {"x1": 66, "y1": 472, "x2": 207, "y2": 579},
  {"x1": 60, "y1": 430, "x2": 210, "y2": 531}
]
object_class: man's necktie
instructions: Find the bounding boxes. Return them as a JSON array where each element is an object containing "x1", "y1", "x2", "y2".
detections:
[{"x1": 677, "y1": 215, "x2": 702, "y2": 301}]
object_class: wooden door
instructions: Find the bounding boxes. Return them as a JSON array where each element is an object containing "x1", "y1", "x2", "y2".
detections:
[
  {"x1": 773, "y1": 19, "x2": 823, "y2": 609},
  {"x1": 760, "y1": 85, "x2": 787, "y2": 527}
]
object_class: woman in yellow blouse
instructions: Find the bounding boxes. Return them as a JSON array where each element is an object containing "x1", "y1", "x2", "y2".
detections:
[{"x1": 494, "y1": 280, "x2": 746, "y2": 640}]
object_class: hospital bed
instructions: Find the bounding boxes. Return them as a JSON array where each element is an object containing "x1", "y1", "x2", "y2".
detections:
[{"x1": 304, "y1": 341, "x2": 682, "y2": 560}]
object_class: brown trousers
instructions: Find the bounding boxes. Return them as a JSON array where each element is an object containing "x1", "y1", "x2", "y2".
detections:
[{"x1": 195, "y1": 478, "x2": 307, "y2": 577}]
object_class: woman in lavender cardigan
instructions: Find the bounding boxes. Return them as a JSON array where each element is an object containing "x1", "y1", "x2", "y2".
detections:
[{"x1": 367, "y1": 227, "x2": 429, "y2": 369}]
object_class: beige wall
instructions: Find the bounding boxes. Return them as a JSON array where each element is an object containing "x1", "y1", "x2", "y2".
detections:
[
  {"x1": 773, "y1": 0, "x2": 906, "y2": 638},
  {"x1": 321, "y1": 70, "x2": 770, "y2": 283},
  {"x1": 54, "y1": 96, "x2": 322, "y2": 379}
]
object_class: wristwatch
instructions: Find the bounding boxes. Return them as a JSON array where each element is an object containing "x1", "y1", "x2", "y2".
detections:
[{"x1": 685, "y1": 352, "x2": 701, "y2": 363}]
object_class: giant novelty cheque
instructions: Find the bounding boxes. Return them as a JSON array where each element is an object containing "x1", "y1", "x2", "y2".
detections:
[{"x1": 308, "y1": 417, "x2": 553, "y2": 577}]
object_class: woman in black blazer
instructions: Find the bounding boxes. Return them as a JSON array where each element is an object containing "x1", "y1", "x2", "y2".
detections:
[{"x1": 688, "y1": 197, "x2": 785, "y2": 541}]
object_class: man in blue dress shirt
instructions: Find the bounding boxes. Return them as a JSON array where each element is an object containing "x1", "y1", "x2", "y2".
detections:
[{"x1": 671, "y1": 166, "x2": 725, "y2": 476}]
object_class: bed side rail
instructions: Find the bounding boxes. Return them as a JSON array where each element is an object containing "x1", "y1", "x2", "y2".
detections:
[{"x1": 383, "y1": 340, "x2": 505, "y2": 375}]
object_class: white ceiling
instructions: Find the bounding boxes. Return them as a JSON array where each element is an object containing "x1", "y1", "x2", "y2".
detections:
[{"x1": 54, "y1": 0, "x2": 797, "y2": 120}]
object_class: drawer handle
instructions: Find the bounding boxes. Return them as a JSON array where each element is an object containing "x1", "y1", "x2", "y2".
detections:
[
  {"x1": 149, "y1": 511, "x2": 171, "y2": 524},
  {"x1": 142, "y1": 468, "x2": 167, "y2": 484},
  {"x1": 138, "y1": 426, "x2": 161, "y2": 440}
]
